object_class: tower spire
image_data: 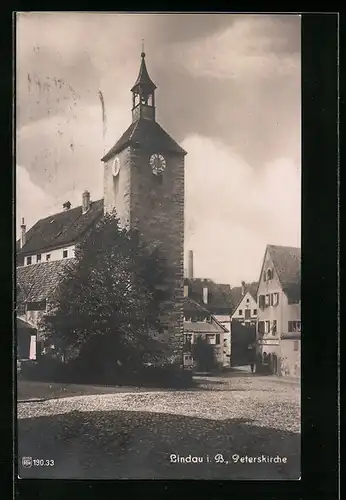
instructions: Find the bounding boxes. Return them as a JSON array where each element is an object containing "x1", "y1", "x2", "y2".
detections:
[{"x1": 131, "y1": 46, "x2": 156, "y2": 122}]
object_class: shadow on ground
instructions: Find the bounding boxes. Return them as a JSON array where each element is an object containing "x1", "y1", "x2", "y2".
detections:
[{"x1": 18, "y1": 410, "x2": 300, "y2": 480}]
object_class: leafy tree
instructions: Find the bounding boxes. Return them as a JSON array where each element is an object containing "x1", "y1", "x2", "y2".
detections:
[
  {"x1": 40, "y1": 211, "x2": 173, "y2": 377},
  {"x1": 191, "y1": 336, "x2": 217, "y2": 372}
]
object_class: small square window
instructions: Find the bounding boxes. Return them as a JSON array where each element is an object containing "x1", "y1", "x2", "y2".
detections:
[
  {"x1": 46, "y1": 254, "x2": 51, "y2": 262},
  {"x1": 63, "y1": 250, "x2": 68, "y2": 258}
]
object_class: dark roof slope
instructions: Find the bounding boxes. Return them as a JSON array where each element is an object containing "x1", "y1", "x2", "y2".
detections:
[
  {"x1": 17, "y1": 199, "x2": 104, "y2": 255},
  {"x1": 131, "y1": 54, "x2": 157, "y2": 93},
  {"x1": 17, "y1": 259, "x2": 75, "y2": 302},
  {"x1": 183, "y1": 297, "x2": 228, "y2": 332},
  {"x1": 268, "y1": 245, "x2": 301, "y2": 300},
  {"x1": 184, "y1": 279, "x2": 232, "y2": 315},
  {"x1": 101, "y1": 118, "x2": 187, "y2": 161},
  {"x1": 230, "y1": 282, "x2": 258, "y2": 314}
]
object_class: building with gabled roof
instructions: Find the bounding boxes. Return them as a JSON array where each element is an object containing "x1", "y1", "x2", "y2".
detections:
[
  {"x1": 256, "y1": 244, "x2": 301, "y2": 377},
  {"x1": 183, "y1": 296, "x2": 228, "y2": 368},
  {"x1": 182, "y1": 251, "x2": 232, "y2": 367},
  {"x1": 17, "y1": 194, "x2": 103, "y2": 266},
  {"x1": 17, "y1": 258, "x2": 74, "y2": 361},
  {"x1": 230, "y1": 281, "x2": 258, "y2": 325}
]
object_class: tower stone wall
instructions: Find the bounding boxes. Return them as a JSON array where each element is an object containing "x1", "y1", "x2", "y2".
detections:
[
  {"x1": 130, "y1": 146, "x2": 185, "y2": 362},
  {"x1": 102, "y1": 51, "x2": 186, "y2": 366}
]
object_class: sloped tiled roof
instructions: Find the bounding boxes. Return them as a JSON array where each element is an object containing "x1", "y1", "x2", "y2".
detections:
[
  {"x1": 183, "y1": 297, "x2": 228, "y2": 333},
  {"x1": 230, "y1": 282, "x2": 258, "y2": 314},
  {"x1": 184, "y1": 320, "x2": 226, "y2": 334},
  {"x1": 268, "y1": 244, "x2": 301, "y2": 300},
  {"x1": 101, "y1": 119, "x2": 187, "y2": 161},
  {"x1": 16, "y1": 259, "x2": 75, "y2": 302},
  {"x1": 184, "y1": 279, "x2": 232, "y2": 315},
  {"x1": 17, "y1": 199, "x2": 104, "y2": 255}
]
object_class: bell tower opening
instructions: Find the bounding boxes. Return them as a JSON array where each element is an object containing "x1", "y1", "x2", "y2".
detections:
[{"x1": 131, "y1": 49, "x2": 157, "y2": 123}]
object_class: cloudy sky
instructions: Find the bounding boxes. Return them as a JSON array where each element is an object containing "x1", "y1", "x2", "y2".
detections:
[{"x1": 16, "y1": 12, "x2": 301, "y2": 286}]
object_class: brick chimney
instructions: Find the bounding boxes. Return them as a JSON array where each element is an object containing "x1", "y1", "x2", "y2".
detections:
[
  {"x1": 20, "y1": 217, "x2": 26, "y2": 248},
  {"x1": 82, "y1": 190, "x2": 91, "y2": 214},
  {"x1": 187, "y1": 250, "x2": 194, "y2": 279},
  {"x1": 241, "y1": 281, "x2": 246, "y2": 296},
  {"x1": 62, "y1": 201, "x2": 71, "y2": 211}
]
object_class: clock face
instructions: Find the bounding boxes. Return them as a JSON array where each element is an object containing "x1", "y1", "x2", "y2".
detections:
[
  {"x1": 150, "y1": 153, "x2": 166, "y2": 175},
  {"x1": 112, "y1": 156, "x2": 120, "y2": 177}
]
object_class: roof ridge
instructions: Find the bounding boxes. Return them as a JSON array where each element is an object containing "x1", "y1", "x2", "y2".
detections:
[{"x1": 30, "y1": 198, "x2": 103, "y2": 225}]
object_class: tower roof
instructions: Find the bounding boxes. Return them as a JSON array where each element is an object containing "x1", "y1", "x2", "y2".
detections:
[
  {"x1": 131, "y1": 52, "x2": 157, "y2": 93},
  {"x1": 101, "y1": 119, "x2": 187, "y2": 161}
]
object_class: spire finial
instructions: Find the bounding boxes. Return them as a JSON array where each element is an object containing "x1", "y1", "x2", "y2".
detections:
[{"x1": 141, "y1": 38, "x2": 145, "y2": 58}]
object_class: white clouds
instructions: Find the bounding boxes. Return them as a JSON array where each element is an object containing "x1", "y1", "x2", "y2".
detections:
[
  {"x1": 183, "y1": 135, "x2": 300, "y2": 285},
  {"x1": 15, "y1": 13, "x2": 301, "y2": 286},
  {"x1": 16, "y1": 165, "x2": 56, "y2": 235},
  {"x1": 171, "y1": 15, "x2": 300, "y2": 81}
]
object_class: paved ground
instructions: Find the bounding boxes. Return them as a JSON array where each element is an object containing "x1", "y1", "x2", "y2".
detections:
[
  {"x1": 17, "y1": 371, "x2": 300, "y2": 480},
  {"x1": 17, "y1": 380, "x2": 161, "y2": 402}
]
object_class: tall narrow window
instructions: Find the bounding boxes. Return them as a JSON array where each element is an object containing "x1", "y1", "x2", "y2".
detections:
[
  {"x1": 46, "y1": 254, "x2": 51, "y2": 262},
  {"x1": 272, "y1": 320, "x2": 277, "y2": 335},
  {"x1": 36, "y1": 253, "x2": 41, "y2": 263},
  {"x1": 265, "y1": 321, "x2": 270, "y2": 334},
  {"x1": 26, "y1": 256, "x2": 32, "y2": 265},
  {"x1": 215, "y1": 334, "x2": 220, "y2": 345},
  {"x1": 63, "y1": 249, "x2": 68, "y2": 258}
]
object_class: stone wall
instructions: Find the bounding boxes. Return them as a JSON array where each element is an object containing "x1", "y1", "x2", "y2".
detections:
[{"x1": 130, "y1": 146, "x2": 185, "y2": 365}]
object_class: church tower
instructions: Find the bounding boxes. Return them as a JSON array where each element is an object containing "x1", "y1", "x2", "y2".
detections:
[{"x1": 101, "y1": 50, "x2": 187, "y2": 364}]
